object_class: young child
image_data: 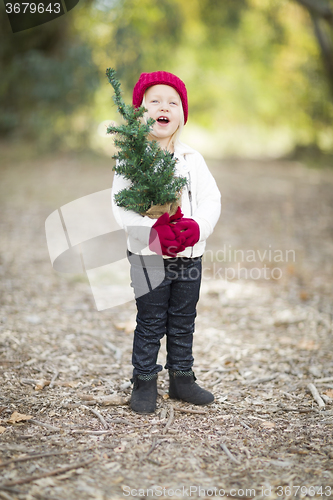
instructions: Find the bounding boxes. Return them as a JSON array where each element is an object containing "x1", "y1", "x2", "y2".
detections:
[{"x1": 111, "y1": 71, "x2": 221, "y2": 414}]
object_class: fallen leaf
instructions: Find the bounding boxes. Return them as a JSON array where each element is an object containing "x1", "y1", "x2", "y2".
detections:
[
  {"x1": 0, "y1": 426, "x2": 7, "y2": 433},
  {"x1": 8, "y1": 411, "x2": 33, "y2": 423},
  {"x1": 35, "y1": 379, "x2": 50, "y2": 390},
  {"x1": 324, "y1": 389, "x2": 333, "y2": 398}
]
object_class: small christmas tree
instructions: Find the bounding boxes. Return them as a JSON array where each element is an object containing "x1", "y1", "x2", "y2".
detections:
[{"x1": 105, "y1": 68, "x2": 187, "y2": 218}]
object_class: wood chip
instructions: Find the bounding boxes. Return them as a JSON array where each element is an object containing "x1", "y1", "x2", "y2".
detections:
[
  {"x1": 163, "y1": 405, "x2": 175, "y2": 434},
  {"x1": 173, "y1": 407, "x2": 207, "y2": 414},
  {"x1": 81, "y1": 405, "x2": 108, "y2": 429},
  {"x1": 29, "y1": 419, "x2": 62, "y2": 432},
  {"x1": 260, "y1": 421, "x2": 276, "y2": 429},
  {"x1": 307, "y1": 383, "x2": 326, "y2": 409},
  {"x1": 244, "y1": 373, "x2": 279, "y2": 385},
  {"x1": 71, "y1": 429, "x2": 114, "y2": 435},
  {"x1": 49, "y1": 371, "x2": 59, "y2": 389},
  {"x1": 79, "y1": 394, "x2": 129, "y2": 406},
  {"x1": 219, "y1": 442, "x2": 241, "y2": 464},
  {"x1": 316, "y1": 377, "x2": 333, "y2": 384}
]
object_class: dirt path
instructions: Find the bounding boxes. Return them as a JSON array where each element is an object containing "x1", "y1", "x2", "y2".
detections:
[{"x1": 0, "y1": 146, "x2": 333, "y2": 499}]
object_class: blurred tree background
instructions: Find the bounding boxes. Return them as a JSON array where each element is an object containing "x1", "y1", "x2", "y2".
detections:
[{"x1": 1, "y1": 0, "x2": 333, "y2": 158}]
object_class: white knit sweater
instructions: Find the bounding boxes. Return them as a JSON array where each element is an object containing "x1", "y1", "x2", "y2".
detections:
[{"x1": 111, "y1": 142, "x2": 221, "y2": 258}]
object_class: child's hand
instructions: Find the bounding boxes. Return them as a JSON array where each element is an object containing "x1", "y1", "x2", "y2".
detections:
[
  {"x1": 169, "y1": 206, "x2": 184, "y2": 223},
  {"x1": 172, "y1": 218, "x2": 200, "y2": 248},
  {"x1": 149, "y1": 211, "x2": 186, "y2": 257}
]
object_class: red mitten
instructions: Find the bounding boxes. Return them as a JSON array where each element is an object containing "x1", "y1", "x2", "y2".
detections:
[
  {"x1": 169, "y1": 206, "x2": 184, "y2": 223},
  {"x1": 149, "y1": 212, "x2": 183, "y2": 257},
  {"x1": 173, "y1": 218, "x2": 200, "y2": 248}
]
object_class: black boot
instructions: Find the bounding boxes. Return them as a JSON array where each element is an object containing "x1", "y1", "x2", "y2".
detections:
[
  {"x1": 130, "y1": 374, "x2": 158, "y2": 414},
  {"x1": 168, "y1": 370, "x2": 214, "y2": 405}
]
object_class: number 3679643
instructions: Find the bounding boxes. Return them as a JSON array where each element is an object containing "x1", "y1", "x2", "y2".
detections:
[{"x1": 5, "y1": 3, "x2": 61, "y2": 14}]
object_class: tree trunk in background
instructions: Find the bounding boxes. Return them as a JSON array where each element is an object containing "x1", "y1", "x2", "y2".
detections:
[{"x1": 296, "y1": 0, "x2": 333, "y2": 98}]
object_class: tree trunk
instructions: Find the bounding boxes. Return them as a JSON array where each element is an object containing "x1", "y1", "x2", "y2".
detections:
[
  {"x1": 295, "y1": 0, "x2": 333, "y2": 98},
  {"x1": 311, "y1": 13, "x2": 333, "y2": 96}
]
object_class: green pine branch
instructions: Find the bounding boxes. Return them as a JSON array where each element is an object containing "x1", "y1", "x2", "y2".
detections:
[{"x1": 106, "y1": 68, "x2": 187, "y2": 215}]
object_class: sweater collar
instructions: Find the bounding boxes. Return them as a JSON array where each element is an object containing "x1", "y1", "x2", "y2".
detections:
[
  {"x1": 173, "y1": 141, "x2": 195, "y2": 174},
  {"x1": 174, "y1": 141, "x2": 196, "y2": 157}
]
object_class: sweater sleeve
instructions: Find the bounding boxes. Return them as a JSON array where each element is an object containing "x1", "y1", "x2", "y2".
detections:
[
  {"x1": 191, "y1": 154, "x2": 221, "y2": 242},
  {"x1": 111, "y1": 172, "x2": 156, "y2": 247}
]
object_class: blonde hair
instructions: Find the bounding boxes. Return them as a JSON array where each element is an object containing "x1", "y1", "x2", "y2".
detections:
[{"x1": 141, "y1": 93, "x2": 184, "y2": 152}]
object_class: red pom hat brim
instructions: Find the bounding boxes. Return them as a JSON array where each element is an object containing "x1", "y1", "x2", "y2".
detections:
[{"x1": 132, "y1": 71, "x2": 188, "y2": 124}]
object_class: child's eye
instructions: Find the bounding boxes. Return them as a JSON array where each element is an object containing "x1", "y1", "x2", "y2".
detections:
[{"x1": 170, "y1": 102, "x2": 178, "y2": 105}]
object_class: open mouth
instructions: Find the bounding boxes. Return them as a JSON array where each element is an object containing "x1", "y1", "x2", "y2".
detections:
[{"x1": 157, "y1": 116, "x2": 170, "y2": 124}]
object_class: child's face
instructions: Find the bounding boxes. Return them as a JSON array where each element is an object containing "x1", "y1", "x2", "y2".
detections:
[{"x1": 144, "y1": 84, "x2": 181, "y2": 149}]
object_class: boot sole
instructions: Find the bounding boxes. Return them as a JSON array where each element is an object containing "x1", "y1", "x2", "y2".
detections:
[
  {"x1": 168, "y1": 394, "x2": 214, "y2": 406},
  {"x1": 131, "y1": 408, "x2": 156, "y2": 414},
  {"x1": 130, "y1": 401, "x2": 156, "y2": 414}
]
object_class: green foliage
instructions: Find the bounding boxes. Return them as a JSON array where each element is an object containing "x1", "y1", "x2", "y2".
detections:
[
  {"x1": 199, "y1": 0, "x2": 249, "y2": 44},
  {"x1": 109, "y1": 0, "x2": 183, "y2": 92},
  {"x1": 2, "y1": 0, "x2": 333, "y2": 154},
  {"x1": 106, "y1": 68, "x2": 187, "y2": 214},
  {"x1": 0, "y1": 4, "x2": 99, "y2": 148},
  {"x1": 93, "y1": 0, "x2": 333, "y2": 153}
]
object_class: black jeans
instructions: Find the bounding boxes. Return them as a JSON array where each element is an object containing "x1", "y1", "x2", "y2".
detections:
[{"x1": 128, "y1": 251, "x2": 202, "y2": 377}]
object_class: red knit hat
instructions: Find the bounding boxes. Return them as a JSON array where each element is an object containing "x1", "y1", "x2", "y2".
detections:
[{"x1": 132, "y1": 71, "x2": 188, "y2": 124}]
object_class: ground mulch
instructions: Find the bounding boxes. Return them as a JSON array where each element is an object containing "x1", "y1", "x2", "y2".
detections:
[{"x1": 0, "y1": 145, "x2": 332, "y2": 499}]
